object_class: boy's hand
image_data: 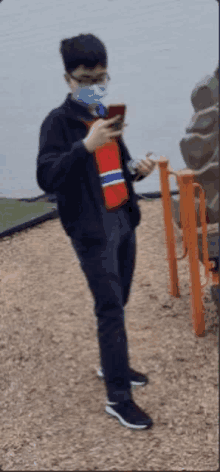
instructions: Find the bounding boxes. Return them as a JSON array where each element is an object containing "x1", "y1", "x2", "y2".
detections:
[
  {"x1": 83, "y1": 115, "x2": 126, "y2": 153},
  {"x1": 135, "y1": 152, "x2": 157, "y2": 178}
]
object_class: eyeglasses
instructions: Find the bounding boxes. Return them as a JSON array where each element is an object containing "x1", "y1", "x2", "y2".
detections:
[{"x1": 69, "y1": 72, "x2": 110, "y2": 86}]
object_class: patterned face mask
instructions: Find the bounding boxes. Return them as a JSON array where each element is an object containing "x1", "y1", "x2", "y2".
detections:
[{"x1": 71, "y1": 82, "x2": 108, "y2": 106}]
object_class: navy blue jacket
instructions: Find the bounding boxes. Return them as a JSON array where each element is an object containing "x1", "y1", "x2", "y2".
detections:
[{"x1": 36, "y1": 93, "x2": 144, "y2": 240}]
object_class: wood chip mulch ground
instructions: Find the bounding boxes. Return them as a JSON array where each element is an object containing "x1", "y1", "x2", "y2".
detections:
[{"x1": 0, "y1": 199, "x2": 218, "y2": 471}]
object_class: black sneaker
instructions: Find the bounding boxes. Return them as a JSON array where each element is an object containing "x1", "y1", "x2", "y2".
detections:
[{"x1": 105, "y1": 399, "x2": 153, "y2": 430}]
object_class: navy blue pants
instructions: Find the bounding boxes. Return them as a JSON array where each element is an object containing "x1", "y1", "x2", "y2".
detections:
[{"x1": 70, "y1": 205, "x2": 136, "y2": 402}]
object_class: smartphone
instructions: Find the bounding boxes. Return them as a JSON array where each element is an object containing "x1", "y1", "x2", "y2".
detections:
[{"x1": 106, "y1": 104, "x2": 126, "y2": 130}]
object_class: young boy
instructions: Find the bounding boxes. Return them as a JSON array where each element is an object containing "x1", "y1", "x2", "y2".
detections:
[{"x1": 36, "y1": 33, "x2": 154, "y2": 430}]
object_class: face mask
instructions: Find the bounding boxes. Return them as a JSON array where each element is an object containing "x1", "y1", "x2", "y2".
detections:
[{"x1": 72, "y1": 82, "x2": 108, "y2": 106}]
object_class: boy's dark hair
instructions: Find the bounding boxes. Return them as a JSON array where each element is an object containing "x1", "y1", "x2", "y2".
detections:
[{"x1": 59, "y1": 33, "x2": 107, "y2": 74}]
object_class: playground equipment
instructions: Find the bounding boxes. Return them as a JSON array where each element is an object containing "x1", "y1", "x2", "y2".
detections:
[{"x1": 157, "y1": 157, "x2": 219, "y2": 337}]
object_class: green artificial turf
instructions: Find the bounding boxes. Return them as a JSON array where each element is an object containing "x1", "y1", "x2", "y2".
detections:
[{"x1": 0, "y1": 198, "x2": 57, "y2": 233}]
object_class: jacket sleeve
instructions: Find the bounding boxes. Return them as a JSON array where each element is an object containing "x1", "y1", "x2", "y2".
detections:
[
  {"x1": 118, "y1": 136, "x2": 146, "y2": 182},
  {"x1": 36, "y1": 113, "x2": 91, "y2": 194}
]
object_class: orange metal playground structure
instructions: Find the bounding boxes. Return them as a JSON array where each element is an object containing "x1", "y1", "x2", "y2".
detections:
[{"x1": 157, "y1": 157, "x2": 219, "y2": 337}]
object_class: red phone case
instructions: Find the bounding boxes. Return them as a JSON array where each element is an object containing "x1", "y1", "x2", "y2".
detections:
[
  {"x1": 106, "y1": 105, "x2": 126, "y2": 130},
  {"x1": 107, "y1": 105, "x2": 126, "y2": 120}
]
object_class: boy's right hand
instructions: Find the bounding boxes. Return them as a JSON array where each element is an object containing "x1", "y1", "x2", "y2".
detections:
[{"x1": 83, "y1": 115, "x2": 125, "y2": 153}]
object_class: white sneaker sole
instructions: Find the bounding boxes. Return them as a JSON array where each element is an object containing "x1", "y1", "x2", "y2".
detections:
[{"x1": 105, "y1": 404, "x2": 149, "y2": 430}]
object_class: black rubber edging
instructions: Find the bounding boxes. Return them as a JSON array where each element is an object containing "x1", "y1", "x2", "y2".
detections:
[
  {"x1": 0, "y1": 208, "x2": 59, "y2": 240},
  {"x1": 137, "y1": 190, "x2": 179, "y2": 200},
  {"x1": 17, "y1": 190, "x2": 180, "y2": 203},
  {"x1": 0, "y1": 190, "x2": 180, "y2": 240}
]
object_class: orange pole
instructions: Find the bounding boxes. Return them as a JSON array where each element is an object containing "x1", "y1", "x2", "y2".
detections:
[
  {"x1": 158, "y1": 158, "x2": 180, "y2": 298},
  {"x1": 193, "y1": 182, "x2": 214, "y2": 292},
  {"x1": 181, "y1": 171, "x2": 205, "y2": 337},
  {"x1": 176, "y1": 174, "x2": 190, "y2": 264},
  {"x1": 176, "y1": 174, "x2": 188, "y2": 259}
]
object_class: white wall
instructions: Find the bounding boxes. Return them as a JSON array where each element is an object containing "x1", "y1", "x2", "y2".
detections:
[{"x1": 0, "y1": 0, "x2": 218, "y2": 198}]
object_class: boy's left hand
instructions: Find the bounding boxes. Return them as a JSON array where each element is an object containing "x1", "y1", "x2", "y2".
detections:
[{"x1": 135, "y1": 152, "x2": 157, "y2": 177}]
